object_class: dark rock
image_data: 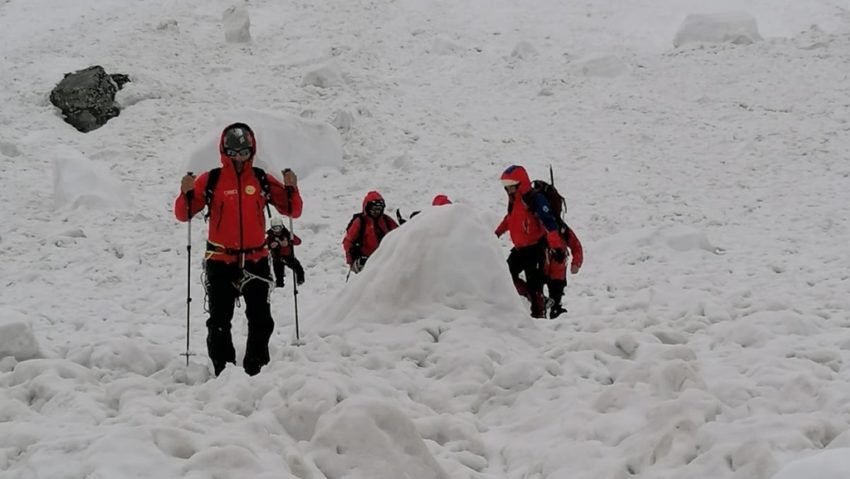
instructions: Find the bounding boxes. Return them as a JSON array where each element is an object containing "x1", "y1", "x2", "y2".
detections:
[
  {"x1": 110, "y1": 73, "x2": 131, "y2": 89},
  {"x1": 49, "y1": 66, "x2": 130, "y2": 133}
]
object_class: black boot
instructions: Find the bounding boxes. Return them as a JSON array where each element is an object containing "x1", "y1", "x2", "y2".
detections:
[
  {"x1": 243, "y1": 356, "x2": 267, "y2": 376},
  {"x1": 531, "y1": 293, "x2": 546, "y2": 319},
  {"x1": 207, "y1": 326, "x2": 236, "y2": 377},
  {"x1": 550, "y1": 302, "x2": 567, "y2": 319},
  {"x1": 212, "y1": 360, "x2": 234, "y2": 376}
]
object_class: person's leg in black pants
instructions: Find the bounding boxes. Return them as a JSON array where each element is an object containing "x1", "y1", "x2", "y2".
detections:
[
  {"x1": 241, "y1": 259, "x2": 275, "y2": 376},
  {"x1": 271, "y1": 253, "x2": 285, "y2": 288},
  {"x1": 520, "y1": 241, "x2": 547, "y2": 318},
  {"x1": 507, "y1": 248, "x2": 529, "y2": 298},
  {"x1": 204, "y1": 259, "x2": 239, "y2": 376}
]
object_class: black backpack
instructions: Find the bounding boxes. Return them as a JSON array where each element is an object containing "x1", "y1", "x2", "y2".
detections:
[
  {"x1": 524, "y1": 179, "x2": 572, "y2": 242},
  {"x1": 529, "y1": 179, "x2": 567, "y2": 220},
  {"x1": 203, "y1": 166, "x2": 272, "y2": 220}
]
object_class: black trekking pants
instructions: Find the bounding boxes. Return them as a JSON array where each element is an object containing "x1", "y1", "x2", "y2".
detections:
[
  {"x1": 506, "y1": 240, "x2": 547, "y2": 298},
  {"x1": 205, "y1": 258, "x2": 274, "y2": 375},
  {"x1": 546, "y1": 279, "x2": 567, "y2": 305},
  {"x1": 271, "y1": 255, "x2": 286, "y2": 288}
]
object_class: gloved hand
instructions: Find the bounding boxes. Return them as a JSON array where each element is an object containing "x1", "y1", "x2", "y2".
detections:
[
  {"x1": 571, "y1": 264, "x2": 580, "y2": 275},
  {"x1": 282, "y1": 168, "x2": 298, "y2": 187},
  {"x1": 181, "y1": 173, "x2": 195, "y2": 194},
  {"x1": 350, "y1": 256, "x2": 367, "y2": 274},
  {"x1": 550, "y1": 248, "x2": 566, "y2": 263}
]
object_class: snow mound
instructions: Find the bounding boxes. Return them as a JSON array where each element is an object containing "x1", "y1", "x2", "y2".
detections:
[
  {"x1": 185, "y1": 108, "x2": 343, "y2": 178},
  {"x1": 301, "y1": 63, "x2": 344, "y2": 88},
  {"x1": 771, "y1": 449, "x2": 850, "y2": 479},
  {"x1": 68, "y1": 339, "x2": 164, "y2": 376},
  {"x1": 0, "y1": 140, "x2": 22, "y2": 157},
  {"x1": 673, "y1": 12, "x2": 763, "y2": 48},
  {"x1": 575, "y1": 54, "x2": 628, "y2": 78},
  {"x1": 638, "y1": 225, "x2": 721, "y2": 253},
  {"x1": 311, "y1": 397, "x2": 451, "y2": 479},
  {"x1": 511, "y1": 40, "x2": 538, "y2": 60},
  {"x1": 594, "y1": 226, "x2": 721, "y2": 260},
  {"x1": 0, "y1": 307, "x2": 41, "y2": 361},
  {"x1": 52, "y1": 148, "x2": 133, "y2": 210},
  {"x1": 316, "y1": 204, "x2": 526, "y2": 333},
  {"x1": 222, "y1": 5, "x2": 251, "y2": 43}
]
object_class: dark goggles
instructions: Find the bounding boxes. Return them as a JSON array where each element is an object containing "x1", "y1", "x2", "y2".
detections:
[
  {"x1": 366, "y1": 199, "x2": 385, "y2": 213},
  {"x1": 224, "y1": 148, "x2": 252, "y2": 158}
]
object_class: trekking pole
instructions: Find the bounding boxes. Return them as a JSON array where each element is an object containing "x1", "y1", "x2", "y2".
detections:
[
  {"x1": 182, "y1": 173, "x2": 195, "y2": 366},
  {"x1": 283, "y1": 171, "x2": 302, "y2": 345},
  {"x1": 289, "y1": 213, "x2": 301, "y2": 343},
  {"x1": 550, "y1": 163, "x2": 565, "y2": 217}
]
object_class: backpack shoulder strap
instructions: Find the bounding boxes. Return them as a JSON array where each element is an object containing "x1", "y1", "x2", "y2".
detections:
[
  {"x1": 204, "y1": 167, "x2": 222, "y2": 220},
  {"x1": 252, "y1": 167, "x2": 272, "y2": 198},
  {"x1": 359, "y1": 215, "x2": 368, "y2": 246},
  {"x1": 345, "y1": 213, "x2": 368, "y2": 259},
  {"x1": 523, "y1": 186, "x2": 560, "y2": 232},
  {"x1": 521, "y1": 187, "x2": 542, "y2": 208},
  {"x1": 346, "y1": 213, "x2": 368, "y2": 245},
  {"x1": 252, "y1": 167, "x2": 273, "y2": 218},
  {"x1": 374, "y1": 215, "x2": 390, "y2": 243},
  {"x1": 205, "y1": 168, "x2": 222, "y2": 205}
]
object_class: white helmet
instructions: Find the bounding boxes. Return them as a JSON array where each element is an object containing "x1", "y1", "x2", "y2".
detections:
[{"x1": 270, "y1": 217, "x2": 285, "y2": 229}]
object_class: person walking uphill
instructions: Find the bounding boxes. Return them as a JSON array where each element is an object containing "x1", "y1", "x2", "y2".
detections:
[
  {"x1": 495, "y1": 165, "x2": 566, "y2": 318},
  {"x1": 174, "y1": 122, "x2": 303, "y2": 377},
  {"x1": 343, "y1": 191, "x2": 398, "y2": 274},
  {"x1": 266, "y1": 216, "x2": 305, "y2": 289}
]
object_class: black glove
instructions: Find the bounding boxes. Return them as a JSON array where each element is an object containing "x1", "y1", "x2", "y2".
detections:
[
  {"x1": 350, "y1": 256, "x2": 367, "y2": 274},
  {"x1": 551, "y1": 248, "x2": 567, "y2": 263},
  {"x1": 395, "y1": 209, "x2": 407, "y2": 225}
]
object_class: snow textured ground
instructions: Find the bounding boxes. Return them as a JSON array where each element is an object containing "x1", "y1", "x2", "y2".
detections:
[{"x1": 1, "y1": 0, "x2": 850, "y2": 478}]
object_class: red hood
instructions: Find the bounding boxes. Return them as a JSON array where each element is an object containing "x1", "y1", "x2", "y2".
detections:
[
  {"x1": 218, "y1": 122, "x2": 257, "y2": 171},
  {"x1": 432, "y1": 194, "x2": 452, "y2": 206},
  {"x1": 361, "y1": 190, "x2": 384, "y2": 212},
  {"x1": 500, "y1": 165, "x2": 532, "y2": 195}
]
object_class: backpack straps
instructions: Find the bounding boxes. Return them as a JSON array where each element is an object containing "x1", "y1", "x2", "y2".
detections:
[
  {"x1": 523, "y1": 188, "x2": 560, "y2": 233},
  {"x1": 203, "y1": 166, "x2": 274, "y2": 220},
  {"x1": 252, "y1": 167, "x2": 272, "y2": 218},
  {"x1": 203, "y1": 167, "x2": 222, "y2": 221},
  {"x1": 345, "y1": 213, "x2": 367, "y2": 260},
  {"x1": 374, "y1": 215, "x2": 389, "y2": 243}
]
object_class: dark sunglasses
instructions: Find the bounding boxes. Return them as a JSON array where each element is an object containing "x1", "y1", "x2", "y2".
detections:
[
  {"x1": 225, "y1": 148, "x2": 252, "y2": 158},
  {"x1": 367, "y1": 201, "x2": 385, "y2": 214}
]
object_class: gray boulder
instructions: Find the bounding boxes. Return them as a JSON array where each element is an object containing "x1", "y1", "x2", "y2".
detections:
[{"x1": 49, "y1": 66, "x2": 130, "y2": 132}]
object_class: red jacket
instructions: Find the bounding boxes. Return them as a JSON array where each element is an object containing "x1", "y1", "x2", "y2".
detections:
[
  {"x1": 174, "y1": 124, "x2": 303, "y2": 263},
  {"x1": 495, "y1": 165, "x2": 563, "y2": 249},
  {"x1": 342, "y1": 191, "x2": 399, "y2": 265},
  {"x1": 266, "y1": 228, "x2": 302, "y2": 258}
]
